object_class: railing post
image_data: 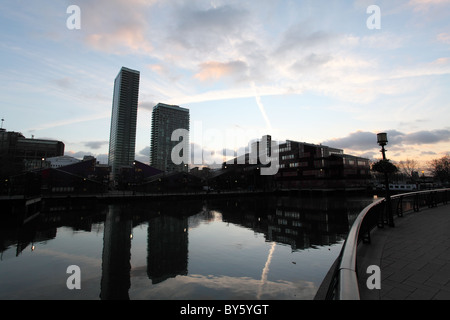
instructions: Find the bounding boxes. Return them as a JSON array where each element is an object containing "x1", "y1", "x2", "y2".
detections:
[
  {"x1": 413, "y1": 193, "x2": 420, "y2": 212},
  {"x1": 396, "y1": 195, "x2": 403, "y2": 217},
  {"x1": 377, "y1": 201, "x2": 385, "y2": 228},
  {"x1": 427, "y1": 191, "x2": 437, "y2": 208}
]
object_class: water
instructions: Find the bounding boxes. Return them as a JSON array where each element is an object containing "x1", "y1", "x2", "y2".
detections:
[{"x1": 0, "y1": 194, "x2": 374, "y2": 300}]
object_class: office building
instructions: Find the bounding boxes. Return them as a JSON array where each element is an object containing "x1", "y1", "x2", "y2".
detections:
[
  {"x1": 221, "y1": 135, "x2": 370, "y2": 190},
  {"x1": 150, "y1": 103, "x2": 190, "y2": 173},
  {"x1": 0, "y1": 128, "x2": 64, "y2": 174},
  {"x1": 276, "y1": 139, "x2": 370, "y2": 189},
  {"x1": 108, "y1": 67, "x2": 140, "y2": 182}
]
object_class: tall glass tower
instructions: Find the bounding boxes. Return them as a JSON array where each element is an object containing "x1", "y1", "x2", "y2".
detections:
[
  {"x1": 108, "y1": 67, "x2": 140, "y2": 182},
  {"x1": 150, "y1": 103, "x2": 190, "y2": 173}
]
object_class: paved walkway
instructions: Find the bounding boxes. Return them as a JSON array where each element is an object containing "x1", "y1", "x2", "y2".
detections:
[{"x1": 357, "y1": 203, "x2": 450, "y2": 300}]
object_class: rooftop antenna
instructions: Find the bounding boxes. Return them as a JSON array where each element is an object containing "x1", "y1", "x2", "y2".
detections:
[{"x1": 0, "y1": 118, "x2": 4, "y2": 129}]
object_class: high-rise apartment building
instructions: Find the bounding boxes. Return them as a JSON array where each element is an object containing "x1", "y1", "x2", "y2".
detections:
[
  {"x1": 108, "y1": 67, "x2": 140, "y2": 182},
  {"x1": 150, "y1": 103, "x2": 190, "y2": 173}
]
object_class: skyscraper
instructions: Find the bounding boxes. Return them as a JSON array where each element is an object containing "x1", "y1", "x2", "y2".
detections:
[
  {"x1": 108, "y1": 67, "x2": 140, "y2": 182},
  {"x1": 150, "y1": 103, "x2": 190, "y2": 173}
]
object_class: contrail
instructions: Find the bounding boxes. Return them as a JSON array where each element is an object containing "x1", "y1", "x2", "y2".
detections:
[
  {"x1": 251, "y1": 82, "x2": 273, "y2": 132},
  {"x1": 257, "y1": 242, "x2": 276, "y2": 300}
]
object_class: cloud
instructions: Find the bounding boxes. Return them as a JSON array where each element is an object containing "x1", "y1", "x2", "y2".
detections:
[
  {"x1": 129, "y1": 273, "x2": 316, "y2": 300},
  {"x1": 139, "y1": 101, "x2": 156, "y2": 112},
  {"x1": 437, "y1": 32, "x2": 450, "y2": 44},
  {"x1": 409, "y1": 0, "x2": 450, "y2": 12},
  {"x1": 53, "y1": 77, "x2": 73, "y2": 89},
  {"x1": 360, "y1": 33, "x2": 408, "y2": 50},
  {"x1": 84, "y1": 140, "x2": 109, "y2": 150},
  {"x1": 65, "y1": 150, "x2": 93, "y2": 159},
  {"x1": 138, "y1": 146, "x2": 150, "y2": 156},
  {"x1": 290, "y1": 53, "x2": 332, "y2": 73},
  {"x1": 65, "y1": 151, "x2": 108, "y2": 163},
  {"x1": 194, "y1": 60, "x2": 248, "y2": 82},
  {"x1": 169, "y1": 4, "x2": 250, "y2": 54},
  {"x1": 274, "y1": 23, "x2": 336, "y2": 57},
  {"x1": 62, "y1": 1, "x2": 448, "y2": 108},
  {"x1": 96, "y1": 154, "x2": 108, "y2": 164},
  {"x1": 402, "y1": 129, "x2": 450, "y2": 145},
  {"x1": 322, "y1": 131, "x2": 377, "y2": 151},
  {"x1": 26, "y1": 112, "x2": 110, "y2": 132},
  {"x1": 76, "y1": 0, "x2": 157, "y2": 54},
  {"x1": 322, "y1": 129, "x2": 450, "y2": 152},
  {"x1": 134, "y1": 147, "x2": 150, "y2": 164}
]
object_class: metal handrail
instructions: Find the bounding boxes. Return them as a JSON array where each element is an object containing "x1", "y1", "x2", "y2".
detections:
[{"x1": 326, "y1": 188, "x2": 449, "y2": 300}]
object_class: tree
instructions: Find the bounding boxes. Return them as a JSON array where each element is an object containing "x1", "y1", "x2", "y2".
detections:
[
  {"x1": 397, "y1": 159, "x2": 419, "y2": 181},
  {"x1": 372, "y1": 159, "x2": 398, "y2": 174},
  {"x1": 428, "y1": 154, "x2": 450, "y2": 184}
]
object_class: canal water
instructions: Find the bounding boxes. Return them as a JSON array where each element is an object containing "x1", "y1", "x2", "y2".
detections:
[{"x1": 0, "y1": 194, "x2": 374, "y2": 300}]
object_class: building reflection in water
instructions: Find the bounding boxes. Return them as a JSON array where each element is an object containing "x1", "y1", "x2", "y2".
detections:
[
  {"x1": 0, "y1": 195, "x2": 374, "y2": 299},
  {"x1": 100, "y1": 205, "x2": 132, "y2": 300},
  {"x1": 146, "y1": 215, "x2": 188, "y2": 284}
]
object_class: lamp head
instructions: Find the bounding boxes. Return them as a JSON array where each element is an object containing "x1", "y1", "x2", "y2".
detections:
[{"x1": 377, "y1": 132, "x2": 388, "y2": 146}]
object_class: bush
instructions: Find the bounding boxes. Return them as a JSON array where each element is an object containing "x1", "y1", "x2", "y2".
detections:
[{"x1": 372, "y1": 160, "x2": 398, "y2": 174}]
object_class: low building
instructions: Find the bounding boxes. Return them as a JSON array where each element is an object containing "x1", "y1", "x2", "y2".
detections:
[
  {"x1": 0, "y1": 128, "x2": 64, "y2": 175},
  {"x1": 222, "y1": 135, "x2": 371, "y2": 191},
  {"x1": 46, "y1": 155, "x2": 81, "y2": 168},
  {"x1": 135, "y1": 171, "x2": 203, "y2": 193},
  {"x1": 115, "y1": 160, "x2": 163, "y2": 190},
  {"x1": 276, "y1": 140, "x2": 370, "y2": 190}
]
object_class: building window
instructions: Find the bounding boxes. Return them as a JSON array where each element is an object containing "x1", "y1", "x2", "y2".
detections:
[{"x1": 282, "y1": 154, "x2": 294, "y2": 160}]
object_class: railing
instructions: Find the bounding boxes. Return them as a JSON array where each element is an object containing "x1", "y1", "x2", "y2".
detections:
[{"x1": 325, "y1": 188, "x2": 449, "y2": 300}]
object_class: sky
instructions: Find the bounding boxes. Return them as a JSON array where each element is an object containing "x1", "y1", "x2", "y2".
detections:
[{"x1": 0, "y1": 0, "x2": 449, "y2": 169}]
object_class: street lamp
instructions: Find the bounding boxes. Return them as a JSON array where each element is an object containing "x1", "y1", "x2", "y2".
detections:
[
  {"x1": 377, "y1": 132, "x2": 394, "y2": 227},
  {"x1": 376, "y1": 133, "x2": 388, "y2": 150}
]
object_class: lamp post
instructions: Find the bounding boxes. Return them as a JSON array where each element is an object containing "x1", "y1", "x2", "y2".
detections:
[{"x1": 377, "y1": 133, "x2": 394, "y2": 227}]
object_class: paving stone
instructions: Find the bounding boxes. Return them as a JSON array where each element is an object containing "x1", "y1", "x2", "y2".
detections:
[
  {"x1": 357, "y1": 204, "x2": 450, "y2": 300},
  {"x1": 433, "y1": 289, "x2": 450, "y2": 300},
  {"x1": 406, "y1": 287, "x2": 438, "y2": 300}
]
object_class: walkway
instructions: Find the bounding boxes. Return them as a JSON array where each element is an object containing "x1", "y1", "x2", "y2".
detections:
[{"x1": 357, "y1": 203, "x2": 450, "y2": 300}]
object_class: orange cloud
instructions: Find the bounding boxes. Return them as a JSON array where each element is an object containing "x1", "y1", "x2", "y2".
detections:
[
  {"x1": 86, "y1": 27, "x2": 153, "y2": 54},
  {"x1": 437, "y1": 32, "x2": 450, "y2": 44},
  {"x1": 79, "y1": 0, "x2": 155, "y2": 54},
  {"x1": 409, "y1": 0, "x2": 450, "y2": 11},
  {"x1": 194, "y1": 60, "x2": 247, "y2": 81}
]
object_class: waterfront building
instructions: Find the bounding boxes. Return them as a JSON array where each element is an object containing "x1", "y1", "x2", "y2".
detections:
[
  {"x1": 108, "y1": 67, "x2": 140, "y2": 182},
  {"x1": 46, "y1": 155, "x2": 81, "y2": 168},
  {"x1": 150, "y1": 103, "x2": 190, "y2": 173},
  {"x1": 221, "y1": 135, "x2": 371, "y2": 190},
  {"x1": 275, "y1": 139, "x2": 370, "y2": 189},
  {"x1": 0, "y1": 128, "x2": 64, "y2": 175}
]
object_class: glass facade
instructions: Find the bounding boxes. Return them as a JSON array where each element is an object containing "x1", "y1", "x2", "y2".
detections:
[
  {"x1": 108, "y1": 67, "x2": 140, "y2": 181},
  {"x1": 150, "y1": 103, "x2": 190, "y2": 172}
]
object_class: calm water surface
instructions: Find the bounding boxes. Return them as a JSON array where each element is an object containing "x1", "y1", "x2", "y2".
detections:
[{"x1": 0, "y1": 194, "x2": 374, "y2": 300}]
